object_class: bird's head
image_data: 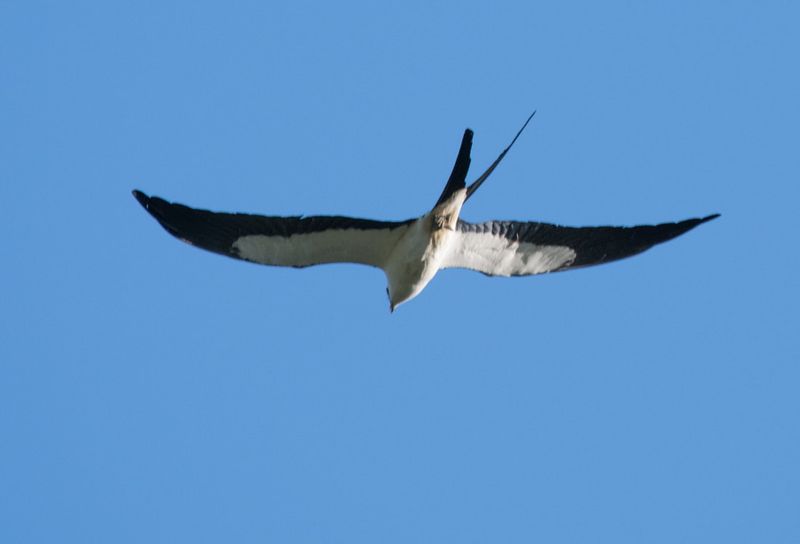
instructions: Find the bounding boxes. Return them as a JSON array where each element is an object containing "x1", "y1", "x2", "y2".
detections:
[{"x1": 386, "y1": 284, "x2": 416, "y2": 313}]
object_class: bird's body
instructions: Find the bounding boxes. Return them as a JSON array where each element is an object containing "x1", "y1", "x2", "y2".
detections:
[
  {"x1": 382, "y1": 188, "x2": 467, "y2": 310},
  {"x1": 133, "y1": 113, "x2": 718, "y2": 311}
]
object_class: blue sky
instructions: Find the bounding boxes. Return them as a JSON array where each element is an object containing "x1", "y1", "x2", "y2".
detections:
[{"x1": 2, "y1": 1, "x2": 798, "y2": 542}]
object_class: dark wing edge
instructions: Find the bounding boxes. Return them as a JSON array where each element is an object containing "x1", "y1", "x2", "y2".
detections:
[
  {"x1": 547, "y1": 213, "x2": 720, "y2": 270},
  {"x1": 132, "y1": 190, "x2": 413, "y2": 267},
  {"x1": 446, "y1": 213, "x2": 720, "y2": 276}
]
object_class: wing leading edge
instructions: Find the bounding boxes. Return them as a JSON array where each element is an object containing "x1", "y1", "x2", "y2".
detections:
[
  {"x1": 132, "y1": 190, "x2": 413, "y2": 269},
  {"x1": 443, "y1": 214, "x2": 720, "y2": 276}
]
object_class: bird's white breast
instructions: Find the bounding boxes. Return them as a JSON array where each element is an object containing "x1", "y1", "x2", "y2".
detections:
[{"x1": 383, "y1": 190, "x2": 466, "y2": 309}]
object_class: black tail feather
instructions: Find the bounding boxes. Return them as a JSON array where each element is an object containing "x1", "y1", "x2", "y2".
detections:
[
  {"x1": 465, "y1": 111, "x2": 536, "y2": 201},
  {"x1": 434, "y1": 129, "x2": 473, "y2": 207}
]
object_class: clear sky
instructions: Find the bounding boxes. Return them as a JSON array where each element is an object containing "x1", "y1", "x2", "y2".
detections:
[{"x1": 2, "y1": 1, "x2": 798, "y2": 542}]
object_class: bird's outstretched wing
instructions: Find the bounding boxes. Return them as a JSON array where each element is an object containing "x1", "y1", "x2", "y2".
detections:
[
  {"x1": 132, "y1": 191, "x2": 413, "y2": 269},
  {"x1": 442, "y1": 214, "x2": 719, "y2": 276}
]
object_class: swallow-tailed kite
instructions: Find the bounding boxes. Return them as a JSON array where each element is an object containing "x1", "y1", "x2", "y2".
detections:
[{"x1": 133, "y1": 113, "x2": 718, "y2": 311}]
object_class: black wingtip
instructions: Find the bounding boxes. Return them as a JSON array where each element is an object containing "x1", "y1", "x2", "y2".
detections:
[
  {"x1": 132, "y1": 189, "x2": 150, "y2": 209},
  {"x1": 561, "y1": 213, "x2": 720, "y2": 269},
  {"x1": 668, "y1": 213, "x2": 721, "y2": 240}
]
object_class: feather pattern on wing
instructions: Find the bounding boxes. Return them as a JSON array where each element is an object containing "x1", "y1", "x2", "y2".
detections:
[
  {"x1": 443, "y1": 215, "x2": 720, "y2": 276},
  {"x1": 133, "y1": 191, "x2": 413, "y2": 269}
]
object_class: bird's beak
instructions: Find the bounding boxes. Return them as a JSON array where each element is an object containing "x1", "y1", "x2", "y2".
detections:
[{"x1": 386, "y1": 288, "x2": 395, "y2": 313}]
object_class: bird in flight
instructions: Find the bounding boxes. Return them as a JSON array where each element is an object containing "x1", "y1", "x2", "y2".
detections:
[{"x1": 133, "y1": 113, "x2": 718, "y2": 311}]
